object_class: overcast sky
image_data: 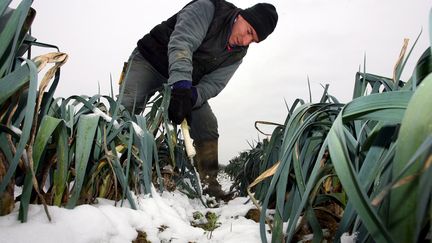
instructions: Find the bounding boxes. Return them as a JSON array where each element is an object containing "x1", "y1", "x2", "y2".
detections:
[{"x1": 13, "y1": 0, "x2": 431, "y2": 164}]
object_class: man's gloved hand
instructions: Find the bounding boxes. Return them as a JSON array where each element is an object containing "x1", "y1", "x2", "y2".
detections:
[{"x1": 168, "y1": 80, "x2": 197, "y2": 125}]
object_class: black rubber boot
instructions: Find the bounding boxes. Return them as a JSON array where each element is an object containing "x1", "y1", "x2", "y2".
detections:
[{"x1": 194, "y1": 139, "x2": 231, "y2": 201}]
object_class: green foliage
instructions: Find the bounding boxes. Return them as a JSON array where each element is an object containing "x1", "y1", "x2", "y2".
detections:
[
  {"x1": 389, "y1": 73, "x2": 432, "y2": 241},
  {"x1": 0, "y1": 0, "x2": 37, "y2": 218},
  {"x1": 191, "y1": 211, "x2": 221, "y2": 232},
  {"x1": 225, "y1": 141, "x2": 265, "y2": 196},
  {"x1": 226, "y1": 43, "x2": 432, "y2": 243},
  {"x1": 0, "y1": 0, "x2": 202, "y2": 223}
]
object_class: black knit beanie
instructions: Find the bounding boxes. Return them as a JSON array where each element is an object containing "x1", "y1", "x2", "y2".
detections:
[{"x1": 239, "y1": 3, "x2": 278, "y2": 42}]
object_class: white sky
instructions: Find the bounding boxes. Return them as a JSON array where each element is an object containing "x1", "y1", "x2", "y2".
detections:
[{"x1": 12, "y1": 0, "x2": 432, "y2": 164}]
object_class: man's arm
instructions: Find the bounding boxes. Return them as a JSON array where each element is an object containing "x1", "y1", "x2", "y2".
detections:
[
  {"x1": 168, "y1": 0, "x2": 215, "y2": 85},
  {"x1": 194, "y1": 60, "x2": 242, "y2": 107}
]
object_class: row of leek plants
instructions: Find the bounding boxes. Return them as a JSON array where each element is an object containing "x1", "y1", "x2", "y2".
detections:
[
  {"x1": 226, "y1": 32, "x2": 432, "y2": 242},
  {"x1": 0, "y1": 0, "x2": 196, "y2": 223}
]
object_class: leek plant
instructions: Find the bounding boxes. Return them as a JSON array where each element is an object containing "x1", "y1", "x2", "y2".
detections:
[
  {"x1": 226, "y1": 37, "x2": 432, "y2": 242},
  {"x1": 0, "y1": 0, "x2": 199, "y2": 223}
]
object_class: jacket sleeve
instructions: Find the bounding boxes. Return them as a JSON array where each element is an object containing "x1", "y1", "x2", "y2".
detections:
[
  {"x1": 167, "y1": 0, "x2": 215, "y2": 85},
  {"x1": 194, "y1": 60, "x2": 242, "y2": 107}
]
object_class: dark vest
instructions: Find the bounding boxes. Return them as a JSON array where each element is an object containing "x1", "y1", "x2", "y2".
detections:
[{"x1": 137, "y1": 0, "x2": 248, "y2": 85}]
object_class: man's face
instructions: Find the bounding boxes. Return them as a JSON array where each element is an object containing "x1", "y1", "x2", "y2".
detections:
[{"x1": 228, "y1": 15, "x2": 259, "y2": 47}]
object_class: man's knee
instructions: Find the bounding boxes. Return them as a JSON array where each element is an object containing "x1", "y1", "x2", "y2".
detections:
[{"x1": 120, "y1": 90, "x2": 146, "y2": 114}]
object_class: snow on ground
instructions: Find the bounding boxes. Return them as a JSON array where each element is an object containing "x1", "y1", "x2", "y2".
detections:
[
  {"x1": 0, "y1": 189, "x2": 266, "y2": 243},
  {"x1": 0, "y1": 172, "x2": 357, "y2": 243},
  {"x1": 0, "y1": 172, "x2": 271, "y2": 243}
]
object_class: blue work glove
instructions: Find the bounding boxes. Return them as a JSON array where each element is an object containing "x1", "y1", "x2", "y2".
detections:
[{"x1": 168, "y1": 80, "x2": 197, "y2": 125}]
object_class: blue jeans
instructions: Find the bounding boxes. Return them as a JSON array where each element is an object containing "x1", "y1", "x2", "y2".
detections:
[{"x1": 120, "y1": 48, "x2": 219, "y2": 141}]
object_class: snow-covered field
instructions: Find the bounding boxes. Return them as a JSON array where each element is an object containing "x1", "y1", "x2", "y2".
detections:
[
  {"x1": 0, "y1": 191, "x2": 265, "y2": 242},
  {"x1": 0, "y1": 172, "x2": 268, "y2": 243},
  {"x1": 0, "y1": 173, "x2": 356, "y2": 243}
]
